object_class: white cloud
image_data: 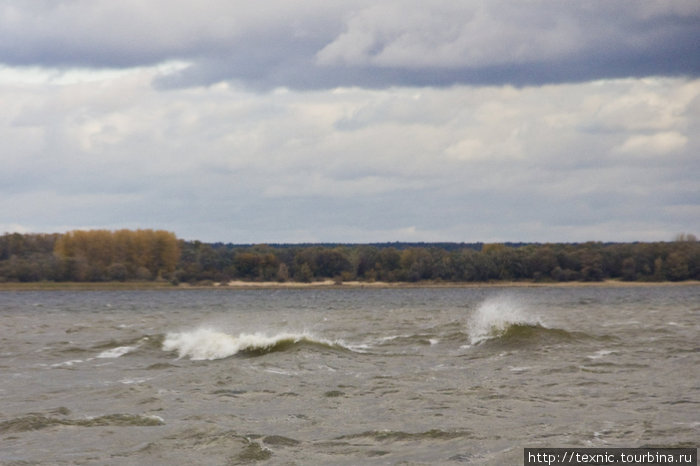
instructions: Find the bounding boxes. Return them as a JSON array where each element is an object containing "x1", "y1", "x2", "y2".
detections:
[
  {"x1": 588, "y1": 78, "x2": 696, "y2": 133},
  {"x1": 316, "y1": 2, "x2": 587, "y2": 69},
  {"x1": 0, "y1": 61, "x2": 698, "y2": 242},
  {"x1": 614, "y1": 131, "x2": 688, "y2": 156}
]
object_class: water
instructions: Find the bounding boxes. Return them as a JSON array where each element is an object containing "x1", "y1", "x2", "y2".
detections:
[{"x1": 1, "y1": 286, "x2": 698, "y2": 465}]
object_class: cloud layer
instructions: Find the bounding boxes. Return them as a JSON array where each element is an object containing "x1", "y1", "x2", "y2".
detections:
[
  {"x1": 2, "y1": 1, "x2": 699, "y2": 89},
  {"x1": 1, "y1": 2, "x2": 698, "y2": 242}
]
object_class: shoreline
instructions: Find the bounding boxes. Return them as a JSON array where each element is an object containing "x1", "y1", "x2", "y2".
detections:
[{"x1": 0, "y1": 279, "x2": 698, "y2": 291}]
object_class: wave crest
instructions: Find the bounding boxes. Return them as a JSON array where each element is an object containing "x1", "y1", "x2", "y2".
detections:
[
  {"x1": 162, "y1": 328, "x2": 348, "y2": 360},
  {"x1": 468, "y1": 296, "x2": 544, "y2": 345},
  {"x1": 95, "y1": 335, "x2": 163, "y2": 358},
  {"x1": 467, "y1": 296, "x2": 594, "y2": 346}
]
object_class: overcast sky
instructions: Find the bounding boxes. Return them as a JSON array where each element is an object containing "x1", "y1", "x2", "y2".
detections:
[{"x1": 1, "y1": 1, "x2": 699, "y2": 243}]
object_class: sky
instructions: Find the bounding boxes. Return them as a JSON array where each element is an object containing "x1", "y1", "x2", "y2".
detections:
[{"x1": 1, "y1": 1, "x2": 699, "y2": 243}]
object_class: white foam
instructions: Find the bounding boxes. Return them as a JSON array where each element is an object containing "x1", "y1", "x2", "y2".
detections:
[
  {"x1": 346, "y1": 343, "x2": 371, "y2": 353},
  {"x1": 162, "y1": 328, "x2": 328, "y2": 361},
  {"x1": 51, "y1": 359, "x2": 84, "y2": 367},
  {"x1": 119, "y1": 377, "x2": 151, "y2": 385},
  {"x1": 467, "y1": 295, "x2": 542, "y2": 345},
  {"x1": 587, "y1": 349, "x2": 614, "y2": 360},
  {"x1": 263, "y1": 367, "x2": 296, "y2": 376},
  {"x1": 97, "y1": 346, "x2": 137, "y2": 358},
  {"x1": 509, "y1": 366, "x2": 532, "y2": 372}
]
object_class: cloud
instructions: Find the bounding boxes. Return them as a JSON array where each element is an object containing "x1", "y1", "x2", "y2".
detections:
[
  {"x1": 1, "y1": 3, "x2": 698, "y2": 242},
  {"x1": 1, "y1": 1, "x2": 698, "y2": 90},
  {"x1": 1, "y1": 59, "x2": 698, "y2": 241},
  {"x1": 315, "y1": 2, "x2": 586, "y2": 68},
  {"x1": 615, "y1": 131, "x2": 688, "y2": 156}
]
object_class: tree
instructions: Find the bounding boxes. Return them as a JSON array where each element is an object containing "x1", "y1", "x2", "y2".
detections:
[
  {"x1": 675, "y1": 233, "x2": 698, "y2": 242},
  {"x1": 296, "y1": 263, "x2": 313, "y2": 282},
  {"x1": 353, "y1": 246, "x2": 379, "y2": 280},
  {"x1": 621, "y1": 257, "x2": 637, "y2": 281},
  {"x1": 528, "y1": 246, "x2": 558, "y2": 281},
  {"x1": 399, "y1": 248, "x2": 433, "y2": 281},
  {"x1": 451, "y1": 249, "x2": 478, "y2": 281},
  {"x1": 234, "y1": 252, "x2": 261, "y2": 279},
  {"x1": 53, "y1": 229, "x2": 180, "y2": 281},
  {"x1": 578, "y1": 244, "x2": 605, "y2": 282},
  {"x1": 377, "y1": 247, "x2": 401, "y2": 281},
  {"x1": 276, "y1": 263, "x2": 290, "y2": 282},
  {"x1": 315, "y1": 248, "x2": 352, "y2": 278},
  {"x1": 107, "y1": 263, "x2": 128, "y2": 281},
  {"x1": 664, "y1": 252, "x2": 689, "y2": 281}
]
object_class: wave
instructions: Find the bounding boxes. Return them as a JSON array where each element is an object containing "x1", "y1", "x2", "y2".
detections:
[
  {"x1": 94, "y1": 335, "x2": 164, "y2": 359},
  {"x1": 484, "y1": 322, "x2": 583, "y2": 347},
  {"x1": 0, "y1": 413, "x2": 164, "y2": 433},
  {"x1": 373, "y1": 333, "x2": 440, "y2": 347},
  {"x1": 97, "y1": 345, "x2": 138, "y2": 358},
  {"x1": 161, "y1": 328, "x2": 352, "y2": 360},
  {"x1": 467, "y1": 296, "x2": 545, "y2": 345},
  {"x1": 336, "y1": 429, "x2": 478, "y2": 442},
  {"x1": 466, "y1": 296, "x2": 600, "y2": 347}
]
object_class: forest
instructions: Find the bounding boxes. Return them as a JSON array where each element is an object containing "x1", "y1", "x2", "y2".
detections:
[{"x1": 0, "y1": 230, "x2": 699, "y2": 284}]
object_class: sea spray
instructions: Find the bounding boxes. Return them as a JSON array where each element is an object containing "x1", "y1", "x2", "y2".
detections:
[
  {"x1": 467, "y1": 295, "x2": 543, "y2": 345},
  {"x1": 162, "y1": 328, "x2": 347, "y2": 360}
]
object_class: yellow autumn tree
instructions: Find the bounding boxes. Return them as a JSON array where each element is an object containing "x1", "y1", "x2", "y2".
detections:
[{"x1": 54, "y1": 229, "x2": 180, "y2": 281}]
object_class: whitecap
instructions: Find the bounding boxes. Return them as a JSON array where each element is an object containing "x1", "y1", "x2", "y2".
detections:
[
  {"x1": 51, "y1": 359, "x2": 83, "y2": 367},
  {"x1": 97, "y1": 346, "x2": 137, "y2": 359},
  {"x1": 345, "y1": 343, "x2": 371, "y2": 353},
  {"x1": 146, "y1": 414, "x2": 165, "y2": 424},
  {"x1": 119, "y1": 377, "x2": 150, "y2": 385},
  {"x1": 467, "y1": 296, "x2": 543, "y2": 345},
  {"x1": 263, "y1": 367, "x2": 296, "y2": 376},
  {"x1": 587, "y1": 349, "x2": 614, "y2": 360},
  {"x1": 509, "y1": 366, "x2": 532, "y2": 372},
  {"x1": 162, "y1": 328, "x2": 343, "y2": 361}
]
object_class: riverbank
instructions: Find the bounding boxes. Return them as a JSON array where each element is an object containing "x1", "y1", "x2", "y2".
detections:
[
  {"x1": 225, "y1": 279, "x2": 700, "y2": 289},
  {"x1": 0, "y1": 281, "x2": 177, "y2": 291},
  {"x1": 1, "y1": 279, "x2": 698, "y2": 291}
]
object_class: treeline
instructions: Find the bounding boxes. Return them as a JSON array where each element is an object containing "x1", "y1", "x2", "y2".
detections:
[
  {"x1": 2, "y1": 230, "x2": 698, "y2": 284},
  {"x1": 176, "y1": 238, "x2": 700, "y2": 284},
  {"x1": 0, "y1": 230, "x2": 179, "y2": 282}
]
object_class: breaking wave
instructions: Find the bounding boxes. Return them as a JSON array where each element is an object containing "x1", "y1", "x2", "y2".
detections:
[
  {"x1": 467, "y1": 296, "x2": 596, "y2": 347},
  {"x1": 97, "y1": 345, "x2": 138, "y2": 359},
  {"x1": 162, "y1": 328, "x2": 352, "y2": 360},
  {"x1": 94, "y1": 335, "x2": 164, "y2": 358},
  {"x1": 467, "y1": 296, "x2": 545, "y2": 345}
]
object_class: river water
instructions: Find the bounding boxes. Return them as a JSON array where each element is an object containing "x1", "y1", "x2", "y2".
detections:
[{"x1": 1, "y1": 285, "x2": 698, "y2": 465}]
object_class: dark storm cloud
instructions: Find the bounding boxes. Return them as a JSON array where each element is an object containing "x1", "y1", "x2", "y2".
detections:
[{"x1": 1, "y1": 1, "x2": 698, "y2": 90}]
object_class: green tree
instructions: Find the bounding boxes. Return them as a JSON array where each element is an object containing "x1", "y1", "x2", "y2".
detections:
[
  {"x1": 315, "y1": 248, "x2": 352, "y2": 279},
  {"x1": 621, "y1": 257, "x2": 637, "y2": 281},
  {"x1": 399, "y1": 248, "x2": 433, "y2": 281},
  {"x1": 664, "y1": 252, "x2": 689, "y2": 281}
]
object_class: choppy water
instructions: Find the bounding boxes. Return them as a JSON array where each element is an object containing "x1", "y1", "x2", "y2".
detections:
[{"x1": 1, "y1": 286, "x2": 698, "y2": 465}]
